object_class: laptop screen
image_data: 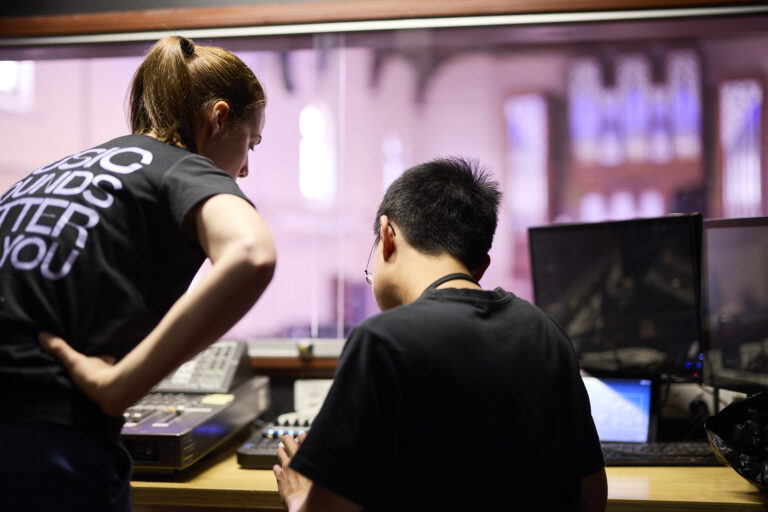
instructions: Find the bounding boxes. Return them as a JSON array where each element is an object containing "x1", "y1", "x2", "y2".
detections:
[{"x1": 583, "y1": 376, "x2": 655, "y2": 443}]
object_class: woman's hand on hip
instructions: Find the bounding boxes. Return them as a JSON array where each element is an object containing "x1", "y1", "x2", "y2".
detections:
[{"x1": 38, "y1": 331, "x2": 124, "y2": 418}]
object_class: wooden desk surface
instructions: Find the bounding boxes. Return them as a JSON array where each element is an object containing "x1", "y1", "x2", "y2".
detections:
[
  {"x1": 131, "y1": 448, "x2": 282, "y2": 511},
  {"x1": 606, "y1": 466, "x2": 767, "y2": 511},
  {"x1": 132, "y1": 450, "x2": 768, "y2": 511}
]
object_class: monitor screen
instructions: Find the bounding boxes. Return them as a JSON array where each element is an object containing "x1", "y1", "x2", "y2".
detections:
[
  {"x1": 582, "y1": 376, "x2": 656, "y2": 443},
  {"x1": 528, "y1": 214, "x2": 703, "y2": 380},
  {"x1": 704, "y1": 217, "x2": 768, "y2": 392}
]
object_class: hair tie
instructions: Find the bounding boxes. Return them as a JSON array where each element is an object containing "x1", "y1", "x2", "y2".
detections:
[{"x1": 180, "y1": 37, "x2": 195, "y2": 58}]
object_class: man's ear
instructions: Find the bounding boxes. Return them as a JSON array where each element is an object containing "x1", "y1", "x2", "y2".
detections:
[
  {"x1": 472, "y1": 254, "x2": 491, "y2": 282},
  {"x1": 380, "y1": 215, "x2": 396, "y2": 261}
]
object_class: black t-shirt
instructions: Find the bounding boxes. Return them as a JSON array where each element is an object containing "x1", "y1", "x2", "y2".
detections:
[
  {"x1": 0, "y1": 134, "x2": 252, "y2": 430},
  {"x1": 290, "y1": 287, "x2": 604, "y2": 511}
]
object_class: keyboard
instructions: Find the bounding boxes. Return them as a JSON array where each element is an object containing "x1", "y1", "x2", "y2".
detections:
[
  {"x1": 601, "y1": 441, "x2": 722, "y2": 466},
  {"x1": 237, "y1": 409, "x2": 316, "y2": 469}
]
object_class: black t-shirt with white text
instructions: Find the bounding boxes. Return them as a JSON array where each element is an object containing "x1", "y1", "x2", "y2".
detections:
[
  {"x1": 290, "y1": 287, "x2": 605, "y2": 511},
  {"x1": 0, "y1": 134, "x2": 252, "y2": 431}
]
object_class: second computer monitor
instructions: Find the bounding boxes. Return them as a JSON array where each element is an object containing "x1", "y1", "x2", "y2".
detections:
[
  {"x1": 704, "y1": 217, "x2": 768, "y2": 392},
  {"x1": 528, "y1": 214, "x2": 703, "y2": 380}
]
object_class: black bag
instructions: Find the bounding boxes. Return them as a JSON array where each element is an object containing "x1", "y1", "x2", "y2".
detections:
[{"x1": 705, "y1": 391, "x2": 768, "y2": 491}]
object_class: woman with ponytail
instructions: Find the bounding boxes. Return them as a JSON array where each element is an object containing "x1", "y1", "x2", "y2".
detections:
[{"x1": 0, "y1": 36, "x2": 275, "y2": 511}]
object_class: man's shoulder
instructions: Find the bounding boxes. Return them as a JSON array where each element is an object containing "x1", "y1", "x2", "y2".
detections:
[
  {"x1": 350, "y1": 306, "x2": 410, "y2": 342},
  {"x1": 353, "y1": 288, "x2": 567, "y2": 345},
  {"x1": 350, "y1": 289, "x2": 521, "y2": 340},
  {"x1": 345, "y1": 303, "x2": 436, "y2": 353},
  {"x1": 355, "y1": 297, "x2": 448, "y2": 331},
  {"x1": 358, "y1": 288, "x2": 524, "y2": 325}
]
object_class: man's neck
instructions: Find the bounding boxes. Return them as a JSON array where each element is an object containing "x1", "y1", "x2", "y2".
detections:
[{"x1": 399, "y1": 255, "x2": 480, "y2": 305}]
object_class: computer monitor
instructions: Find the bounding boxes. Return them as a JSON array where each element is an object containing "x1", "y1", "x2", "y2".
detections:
[
  {"x1": 528, "y1": 214, "x2": 703, "y2": 380},
  {"x1": 703, "y1": 217, "x2": 768, "y2": 392}
]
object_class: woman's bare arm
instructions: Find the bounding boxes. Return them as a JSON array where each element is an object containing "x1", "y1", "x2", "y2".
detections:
[{"x1": 40, "y1": 194, "x2": 276, "y2": 417}]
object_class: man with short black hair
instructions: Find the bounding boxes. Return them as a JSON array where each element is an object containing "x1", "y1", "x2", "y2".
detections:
[{"x1": 274, "y1": 157, "x2": 607, "y2": 512}]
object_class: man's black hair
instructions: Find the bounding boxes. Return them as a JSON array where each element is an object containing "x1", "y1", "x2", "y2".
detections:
[{"x1": 374, "y1": 157, "x2": 501, "y2": 272}]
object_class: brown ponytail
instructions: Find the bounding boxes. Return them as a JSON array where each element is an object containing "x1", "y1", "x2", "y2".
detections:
[{"x1": 129, "y1": 36, "x2": 266, "y2": 153}]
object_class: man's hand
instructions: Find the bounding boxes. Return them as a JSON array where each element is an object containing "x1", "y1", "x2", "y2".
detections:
[
  {"x1": 273, "y1": 434, "x2": 312, "y2": 512},
  {"x1": 38, "y1": 331, "x2": 123, "y2": 418}
]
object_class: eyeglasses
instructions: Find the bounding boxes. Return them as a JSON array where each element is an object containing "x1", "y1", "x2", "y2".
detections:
[{"x1": 364, "y1": 224, "x2": 396, "y2": 285}]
